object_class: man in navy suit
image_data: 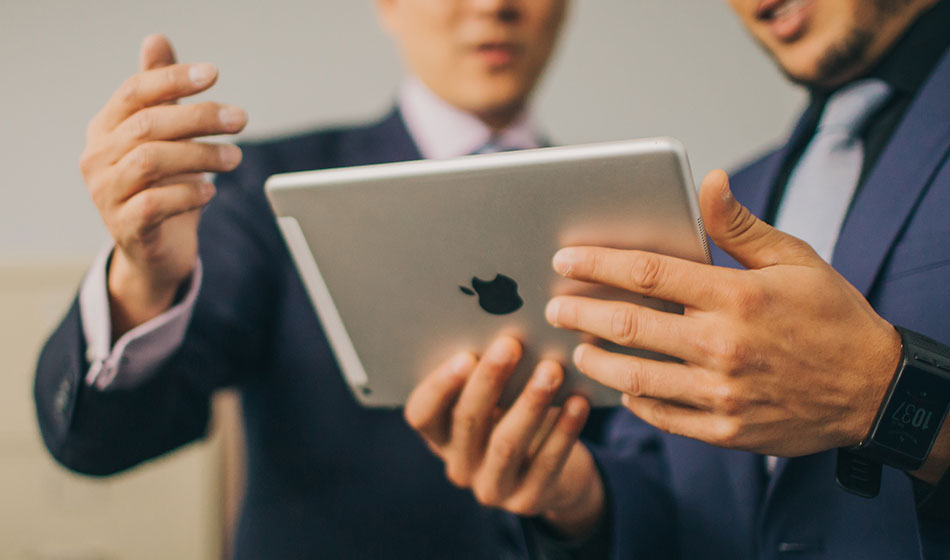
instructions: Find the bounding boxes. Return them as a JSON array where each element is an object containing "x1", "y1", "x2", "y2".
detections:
[
  {"x1": 407, "y1": 0, "x2": 950, "y2": 557},
  {"x1": 33, "y1": 1, "x2": 574, "y2": 558}
]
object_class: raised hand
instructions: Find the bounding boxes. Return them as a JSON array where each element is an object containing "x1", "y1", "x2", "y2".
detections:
[
  {"x1": 545, "y1": 169, "x2": 902, "y2": 457},
  {"x1": 79, "y1": 34, "x2": 248, "y2": 335},
  {"x1": 405, "y1": 336, "x2": 606, "y2": 538}
]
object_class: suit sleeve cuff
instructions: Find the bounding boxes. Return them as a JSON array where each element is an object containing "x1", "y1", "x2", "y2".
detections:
[{"x1": 79, "y1": 242, "x2": 202, "y2": 390}]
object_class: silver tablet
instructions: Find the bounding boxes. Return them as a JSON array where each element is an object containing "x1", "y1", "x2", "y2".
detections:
[{"x1": 265, "y1": 138, "x2": 710, "y2": 407}]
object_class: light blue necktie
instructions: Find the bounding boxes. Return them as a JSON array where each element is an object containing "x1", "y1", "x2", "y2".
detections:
[{"x1": 774, "y1": 79, "x2": 892, "y2": 263}]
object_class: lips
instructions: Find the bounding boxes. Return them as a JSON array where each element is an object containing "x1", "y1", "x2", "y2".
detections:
[
  {"x1": 756, "y1": 0, "x2": 812, "y2": 41},
  {"x1": 472, "y1": 41, "x2": 522, "y2": 67}
]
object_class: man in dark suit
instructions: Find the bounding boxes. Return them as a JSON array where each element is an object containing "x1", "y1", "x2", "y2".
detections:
[
  {"x1": 406, "y1": 0, "x2": 950, "y2": 557},
  {"x1": 33, "y1": 1, "x2": 574, "y2": 558}
]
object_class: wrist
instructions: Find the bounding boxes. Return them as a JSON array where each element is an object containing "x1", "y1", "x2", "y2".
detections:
[
  {"x1": 108, "y1": 249, "x2": 193, "y2": 337},
  {"x1": 847, "y1": 322, "x2": 903, "y2": 447}
]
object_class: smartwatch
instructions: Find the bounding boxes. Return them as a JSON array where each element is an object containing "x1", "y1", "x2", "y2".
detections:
[{"x1": 836, "y1": 327, "x2": 950, "y2": 498}]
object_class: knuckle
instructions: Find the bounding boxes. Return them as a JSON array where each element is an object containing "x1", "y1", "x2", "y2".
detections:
[
  {"x1": 532, "y1": 450, "x2": 563, "y2": 478},
  {"x1": 129, "y1": 111, "x2": 154, "y2": 141},
  {"x1": 629, "y1": 253, "x2": 663, "y2": 293},
  {"x1": 619, "y1": 359, "x2": 644, "y2": 396},
  {"x1": 712, "y1": 384, "x2": 743, "y2": 415},
  {"x1": 724, "y1": 205, "x2": 759, "y2": 240},
  {"x1": 118, "y1": 78, "x2": 139, "y2": 104},
  {"x1": 646, "y1": 402, "x2": 672, "y2": 433},
  {"x1": 78, "y1": 150, "x2": 95, "y2": 177},
  {"x1": 129, "y1": 144, "x2": 159, "y2": 182},
  {"x1": 610, "y1": 307, "x2": 641, "y2": 346},
  {"x1": 403, "y1": 406, "x2": 425, "y2": 431},
  {"x1": 711, "y1": 418, "x2": 742, "y2": 447},
  {"x1": 731, "y1": 282, "x2": 768, "y2": 316},
  {"x1": 444, "y1": 462, "x2": 470, "y2": 489},
  {"x1": 711, "y1": 336, "x2": 748, "y2": 374},
  {"x1": 488, "y1": 434, "x2": 519, "y2": 465},
  {"x1": 506, "y1": 494, "x2": 542, "y2": 517},
  {"x1": 134, "y1": 192, "x2": 161, "y2": 227},
  {"x1": 472, "y1": 480, "x2": 500, "y2": 507},
  {"x1": 585, "y1": 250, "x2": 606, "y2": 278},
  {"x1": 451, "y1": 407, "x2": 478, "y2": 438}
]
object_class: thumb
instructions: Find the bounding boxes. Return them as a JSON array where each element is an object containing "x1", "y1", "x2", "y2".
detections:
[
  {"x1": 139, "y1": 34, "x2": 177, "y2": 72},
  {"x1": 699, "y1": 169, "x2": 816, "y2": 270}
]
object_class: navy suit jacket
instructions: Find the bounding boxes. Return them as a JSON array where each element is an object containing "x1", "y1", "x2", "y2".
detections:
[
  {"x1": 34, "y1": 109, "x2": 534, "y2": 559},
  {"x1": 595, "y1": 50, "x2": 950, "y2": 560}
]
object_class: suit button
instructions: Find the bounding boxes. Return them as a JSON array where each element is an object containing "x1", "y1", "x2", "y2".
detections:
[
  {"x1": 54, "y1": 375, "x2": 72, "y2": 418},
  {"x1": 778, "y1": 542, "x2": 814, "y2": 553}
]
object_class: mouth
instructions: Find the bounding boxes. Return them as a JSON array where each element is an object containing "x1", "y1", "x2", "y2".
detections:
[
  {"x1": 471, "y1": 41, "x2": 522, "y2": 67},
  {"x1": 756, "y1": 0, "x2": 813, "y2": 41}
]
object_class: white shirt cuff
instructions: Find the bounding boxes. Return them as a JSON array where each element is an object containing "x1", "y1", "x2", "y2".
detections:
[{"x1": 79, "y1": 243, "x2": 202, "y2": 390}]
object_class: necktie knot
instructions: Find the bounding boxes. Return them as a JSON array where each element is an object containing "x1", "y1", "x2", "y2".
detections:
[{"x1": 817, "y1": 79, "x2": 892, "y2": 136}]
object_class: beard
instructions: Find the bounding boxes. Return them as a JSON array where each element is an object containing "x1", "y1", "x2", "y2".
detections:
[{"x1": 768, "y1": 0, "x2": 916, "y2": 88}]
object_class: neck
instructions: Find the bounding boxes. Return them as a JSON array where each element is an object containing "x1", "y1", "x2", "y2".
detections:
[{"x1": 473, "y1": 101, "x2": 528, "y2": 132}]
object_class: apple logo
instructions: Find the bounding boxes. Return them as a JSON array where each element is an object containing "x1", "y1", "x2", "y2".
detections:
[{"x1": 460, "y1": 274, "x2": 523, "y2": 315}]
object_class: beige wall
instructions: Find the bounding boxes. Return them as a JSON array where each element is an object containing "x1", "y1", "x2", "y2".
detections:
[{"x1": 0, "y1": 265, "x2": 223, "y2": 559}]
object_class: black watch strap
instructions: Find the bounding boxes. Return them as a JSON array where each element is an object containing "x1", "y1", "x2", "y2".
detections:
[{"x1": 837, "y1": 327, "x2": 950, "y2": 498}]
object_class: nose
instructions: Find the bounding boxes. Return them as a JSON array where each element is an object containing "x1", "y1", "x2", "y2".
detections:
[{"x1": 469, "y1": 0, "x2": 521, "y2": 23}]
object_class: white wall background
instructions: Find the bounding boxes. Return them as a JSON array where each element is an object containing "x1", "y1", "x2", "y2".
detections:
[{"x1": 0, "y1": 0, "x2": 807, "y2": 265}]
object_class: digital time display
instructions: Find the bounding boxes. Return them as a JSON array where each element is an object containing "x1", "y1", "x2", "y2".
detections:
[{"x1": 875, "y1": 362, "x2": 950, "y2": 460}]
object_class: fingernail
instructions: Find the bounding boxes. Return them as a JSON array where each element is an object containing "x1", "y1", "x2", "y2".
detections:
[
  {"x1": 219, "y1": 144, "x2": 241, "y2": 167},
  {"x1": 572, "y1": 345, "x2": 586, "y2": 368},
  {"x1": 190, "y1": 63, "x2": 216, "y2": 86},
  {"x1": 533, "y1": 363, "x2": 562, "y2": 391},
  {"x1": 199, "y1": 181, "x2": 215, "y2": 199},
  {"x1": 552, "y1": 248, "x2": 577, "y2": 276},
  {"x1": 545, "y1": 299, "x2": 561, "y2": 327},
  {"x1": 219, "y1": 105, "x2": 247, "y2": 130}
]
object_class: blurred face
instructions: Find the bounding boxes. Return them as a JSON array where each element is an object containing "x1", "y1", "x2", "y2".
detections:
[
  {"x1": 728, "y1": 0, "x2": 937, "y2": 88},
  {"x1": 377, "y1": 0, "x2": 567, "y2": 129}
]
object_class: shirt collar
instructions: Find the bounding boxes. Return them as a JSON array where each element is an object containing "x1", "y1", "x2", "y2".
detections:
[{"x1": 397, "y1": 76, "x2": 541, "y2": 159}]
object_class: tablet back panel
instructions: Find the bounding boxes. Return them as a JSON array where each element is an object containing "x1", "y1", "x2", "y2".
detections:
[{"x1": 266, "y1": 138, "x2": 710, "y2": 407}]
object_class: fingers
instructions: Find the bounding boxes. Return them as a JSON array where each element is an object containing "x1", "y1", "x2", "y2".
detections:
[
  {"x1": 107, "y1": 102, "x2": 247, "y2": 163},
  {"x1": 108, "y1": 141, "x2": 242, "y2": 201},
  {"x1": 518, "y1": 396, "x2": 589, "y2": 496},
  {"x1": 545, "y1": 295, "x2": 705, "y2": 363},
  {"x1": 405, "y1": 352, "x2": 477, "y2": 447},
  {"x1": 96, "y1": 63, "x2": 219, "y2": 132},
  {"x1": 552, "y1": 246, "x2": 729, "y2": 310},
  {"x1": 699, "y1": 169, "x2": 816, "y2": 269},
  {"x1": 623, "y1": 395, "x2": 743, "y2": 450},
  {"x1": 447, "y1": 337, "x2": 523, "y2": 480},
  {"x1": 139, "y1": 34, "x2": 177, "y2": 71},
  {"x1": 478, "y1": 361, "x2": 564, "y2": 499},
  {"x1": 115, "y1": 178, "x2": 216, "y2": 239},
  {"x1": 573, "y1": 344, "x2": 717, "y2": 409}
]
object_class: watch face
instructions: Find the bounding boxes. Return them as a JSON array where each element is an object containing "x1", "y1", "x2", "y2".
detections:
[{"x1": 875, "y1": 363, "x2": 950, "y2": 460}]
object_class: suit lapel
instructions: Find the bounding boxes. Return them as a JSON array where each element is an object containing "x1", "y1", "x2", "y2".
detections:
[
  {"x1": 368, "y1": 107, "x2": 423, "y2": 164},
  {"x1": 832, "y1": 50, "x2": 950, "y2": 295},
  {"x1": 763, "y1": 51, "x2": 950, "y2": 505}
]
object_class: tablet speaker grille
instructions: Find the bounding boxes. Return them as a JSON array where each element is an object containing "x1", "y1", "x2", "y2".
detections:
[{"x1": 697, "y1": 217, "x2": 712, "y2": 264}]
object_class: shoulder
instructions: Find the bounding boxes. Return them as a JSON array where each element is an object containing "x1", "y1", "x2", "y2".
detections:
[{"x1": 215, "y1": 109, "x2": 410, "y2": 193}]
